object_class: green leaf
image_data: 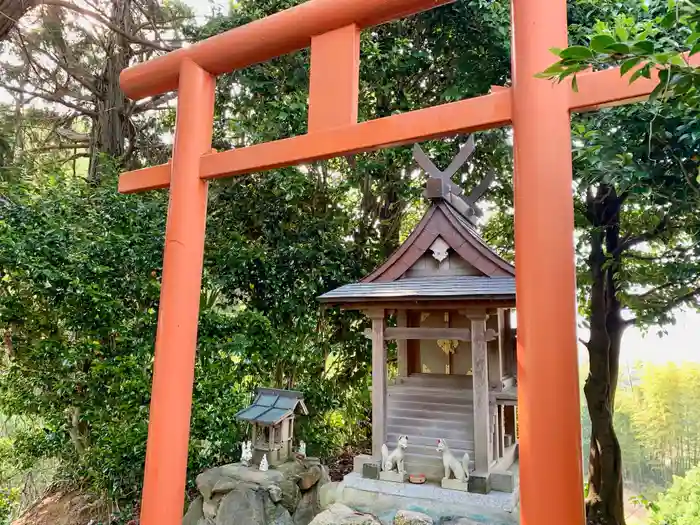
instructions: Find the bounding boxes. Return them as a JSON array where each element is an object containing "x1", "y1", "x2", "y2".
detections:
[
  {"x1": 653, "y1": 52, "x2": 674, "y2": 65},
  {"x1": 660, "y1": 11, "x2": 678, "y2": 29},
  {"x1": 649, "y1": 82, "x2": 664, "y2": 102},
  {"x1": 590, "y1": 34, "x2": 617, "y2": 53},
  {"x1": 615, "y1": 25, "x2": 629, "y2": 42},
  {"x1": 572, "y1": 74, "x2": 579, "y2": 93},
  {"x1": 605, "y1": 43, "x2": 631, "y2": 55},
  {"x1": 620, "y1": 57, "x2": 642, "y2": 76},
  {"x1": 560, "y1": 46, "x2": 595, "y2": 60},
  {"x1": 686, "y1": 32, "x2": 700, "y2": 45},
  {"x1": 629, "y1": 67, "x2": 647, "y2": 84},
  {"x1": 632, "y1": 40, "x2": 655, "y2": 55},
  {"x1": 691, "y1": 42, "x2": 700, "y2": 56},
  {"x1": 540, "y1": 62, "x2": 566, "y2": 74}
]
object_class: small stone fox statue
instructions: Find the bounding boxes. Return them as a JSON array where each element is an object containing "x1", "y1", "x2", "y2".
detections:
[
  {"x1": 381, "y1": 435, "x2": 408, "y2": 473},
  {"x1": 437, "y1": 438, "x2": 470, "y2": 482}
]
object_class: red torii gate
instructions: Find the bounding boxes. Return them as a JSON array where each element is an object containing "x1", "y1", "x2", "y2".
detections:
[{"x1": 118, "y1": 0, "x2": 676, "y2": 524}]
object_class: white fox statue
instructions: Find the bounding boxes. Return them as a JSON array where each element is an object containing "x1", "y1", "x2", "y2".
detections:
[
  {"x1": 381, "y1": 435, "x2": 408, "y2": 474},
  {"x1": 437, "y1": 438, "x2": 470, "y2": 482}
]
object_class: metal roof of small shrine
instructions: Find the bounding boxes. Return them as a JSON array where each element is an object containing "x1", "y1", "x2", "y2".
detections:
[
  {"x1": 234, "y1": 388, "x2": 308, "y2": 426},
  {"x1": 318, "y1": 275, "x2": 515, "y2": 303}
]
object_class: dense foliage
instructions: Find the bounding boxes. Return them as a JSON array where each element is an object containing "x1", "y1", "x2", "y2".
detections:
[{"x1": 651, "y1": 464, "x2": 700, "y2": 525}]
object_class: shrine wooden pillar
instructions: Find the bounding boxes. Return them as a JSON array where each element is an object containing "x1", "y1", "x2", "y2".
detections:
[
  {"x1": 368, "y1": 310, "x2": 387, "y2": 459},
  {"x1": 139, "y1": 59, "x2": 215, "y2": 525},
  {"x1": 469, "y1": 313, "x2": 492, "y2": 473},
  {"x1": 396, "y1": 310, "x2": 409, "y2": 377},
  {"x1": 511, "y1": 0, "x2": 585, "y2": 524}
]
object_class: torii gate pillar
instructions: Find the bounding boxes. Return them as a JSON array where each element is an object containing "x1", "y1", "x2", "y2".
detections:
[
  {"x1": 512, "y1": 1, "x2": 585, "y2": 524},
  {"x1": 139, "y1": 60, "x2": 215, "y2": 525}
]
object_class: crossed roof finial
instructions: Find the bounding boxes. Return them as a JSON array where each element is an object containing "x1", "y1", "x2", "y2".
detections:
[{"x1": 413, "y1": 135, "x2": 494, "y2": 221}]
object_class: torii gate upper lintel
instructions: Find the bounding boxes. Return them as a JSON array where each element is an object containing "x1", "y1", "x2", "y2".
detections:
[{"x1": 118, "y1": 1, "x2": 684, "y2": 524}]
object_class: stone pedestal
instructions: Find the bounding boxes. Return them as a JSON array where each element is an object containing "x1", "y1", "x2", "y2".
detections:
[
  {"x1": 379, "y1": 470, "x2": 409, "y2": 483},
  {"x1": 352, "y1": 454, "x2": 373, "y2": 474},
  {"x1": 361, "y1": 462, "x2": 380, "y2": 480},
  {"x1": 490, "y1": 470, "x2": 515, "y2": 493},
  {"x1": 468, "y1": 471, "x2": 491, "y2": 494},
  {"x1": 441, "y1": 477, "x2": 469, "y2": 492}
]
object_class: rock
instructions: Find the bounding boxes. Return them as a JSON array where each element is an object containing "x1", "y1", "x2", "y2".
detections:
[
  {"x1": 393, "y1": 510, "x2": 433, "y2": 525},
  {"x1": 263, "y1": 492, "x2": 294, "y2": 525},
  {"x1": 319, "y1": 465, "x2": 330, "y2": 485},
  {"x1": 439, "y1": 519, "x2": 479, "y2": 525},
  {"x1": 318, "y1": 481, "x2": 338, "y2": 508},
  {"x1": 298, "y1": 465, "x2": 322, "y2": 491},
  {"x1": 276, "y1": 460, "x2": 305, "y2": 514},
  {"x1": 197, "y1": 467, "x2": 226, "y2": 501},
  {"x1": 268, "y1": 484, "x2": 283, "y2": 503},
  {"x1": 293, "y1": 484, "x2": 322, "y2": 525},
  {"x1": 308, "y1": 503, "x2": 381, "y2": 525},
  {"x1": 212, "y1": 479, "x2": 239, "y2": 495},
  {"x1": 183, "y1": 496, "x2": 203, "y2": 525},
  {"x1": 215, "y1": 486, "x2": 266, "y2": 525},
  {"x1": 220, "y1": 463, "x2": 284, "y2": 485},
  {"x1": 277, "y1": 460, "x2": 308, "y2": 478},
  {"x1": 203, "y1": 494, "x2": 224, "y2": 520}
]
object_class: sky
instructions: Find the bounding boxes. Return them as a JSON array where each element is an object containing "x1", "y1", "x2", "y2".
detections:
[{"x1": 612, "y1": 309, "x2": 700, "y2": 365}]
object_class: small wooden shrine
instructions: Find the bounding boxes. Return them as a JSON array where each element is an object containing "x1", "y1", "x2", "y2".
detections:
[
  {"x1": 235, "y1": 388, "x2": 308, "y2": 466},
  {"x1": 319, "y1": 138, "x2": 519, "y2": 493}
]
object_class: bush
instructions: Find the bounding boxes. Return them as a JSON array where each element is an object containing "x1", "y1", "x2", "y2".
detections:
[{"x1": 652, "y1": 464, "x2": 700, "y2": 525}]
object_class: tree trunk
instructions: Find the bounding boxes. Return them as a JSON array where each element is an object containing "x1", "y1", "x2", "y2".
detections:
[
  {"x1": 0, "y1": 0, "x2": 39, "y2": 42},
  {"x1": 88, "y1": 0, "x2": 134, "y2": 184},
  {"x1": 584, "y1": 185, "x2": 626, "y2": 525}
]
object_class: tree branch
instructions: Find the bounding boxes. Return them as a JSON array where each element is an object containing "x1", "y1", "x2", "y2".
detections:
[
  {"x1": 41, "y1": 0, "x2": 172, "y2": 52},
  {"x1": 132, "y1": 92, "x2": 177, "y2": 114},
  {"x1": 615, "y1": 214, "x2": 671, "y2": 256},
  {"x1": 0, "y1": 82, "x2": 96, "y2": 116},
  {"x1": 0, "y1": 0, "x2": 38, "y2": 41},
  {"x1": 27, "y1": 143, "x2": 89, "y2": 153},
  {"x1": 666, "y1": 145, "x2": 700, "y2": 198},
  {"x1": 651, "y1": 285, "x2": 700, "y2": 316}
]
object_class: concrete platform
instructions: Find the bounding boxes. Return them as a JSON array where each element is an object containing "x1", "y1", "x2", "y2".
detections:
[{"x1": 336, "y1": 472, "x2": 519, "y2": 524}]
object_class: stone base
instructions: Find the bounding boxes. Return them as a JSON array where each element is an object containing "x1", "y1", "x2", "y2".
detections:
[
  {"x1": 362, "y1": 461, "x2": 381, "y2": 480},
  {"x1": 468, "y1": 472, "x2": 491, "y2": 494},
  {"x1": 353, "y1": 454, "x2": 373, "y2": 474},
  {"x1": 339, "y1": 472, "x2": 520, "y2": 521},
  {"x1": 441, "y1": 477, "x2": 469, "y2": 492},
  {"x1": 490, "y1": 471, "x2": 515, "y2": 493},
  {"x1": 379, "y1": 471, "x2": 409, "y2": 483}
]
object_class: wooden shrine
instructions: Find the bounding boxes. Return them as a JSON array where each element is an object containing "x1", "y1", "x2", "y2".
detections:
[
  {"x1": 319, "y1": 139, "x2": 518, "y2": 492},
  {"x1": 235, "y1": 388, "x2": 308, "y2": 466}
]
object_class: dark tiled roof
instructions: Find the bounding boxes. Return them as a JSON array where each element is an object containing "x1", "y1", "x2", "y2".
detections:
[
  {"x1": 318, "y1": 275, "x2": 516, "y2": 303},
  {"x1": 235, "y1": 388, "x2": 308, "y2": 425}
]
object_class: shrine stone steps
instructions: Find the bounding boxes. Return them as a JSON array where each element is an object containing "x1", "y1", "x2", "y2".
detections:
[
  {"x1": 387, "y1": 388, "x2": 474, "y2": 407},
  {"x1": 387, "y1": 416, "x2": 471, "y2": 433},
  {"x1": 386, "y1": 376, "x2": 474, "y2": 480},
  {"x1": 385, "y1": 433, "x2": 473, "y2": 452},
  {"x1": 392, "y1": 373, "x2": 472, "y2": 390},
  {"x1": 389, "y1": 405, "x2": 471, "y2": 419}
]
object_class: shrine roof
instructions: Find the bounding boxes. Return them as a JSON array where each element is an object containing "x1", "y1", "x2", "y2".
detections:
[
  {"x1": 318, "y1": 275, "x2": 515, "y2": 304},
  {"x1": 234, "y1": 388, "x2": 308, "y2": 426},
  {"x1": 361, "y1": 199, "x2": 514, "y2": 283}
]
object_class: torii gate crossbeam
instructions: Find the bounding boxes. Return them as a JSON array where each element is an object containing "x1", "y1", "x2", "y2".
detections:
[{"x1": 117, "y1": 1, "x2": 678, "y2": 524}]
